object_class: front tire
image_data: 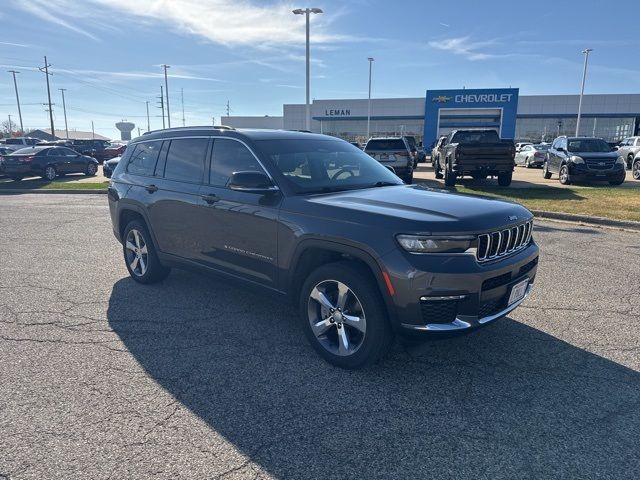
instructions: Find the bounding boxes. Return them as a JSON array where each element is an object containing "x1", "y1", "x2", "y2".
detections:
[
  {"x1": 299, "y1": 261, "x2": 393, "y2": 369},
  {"x1": 434, "y1": 157, "x2": 443, "y2": 179},
  {"x1": 559, "y1": 164, "x2": 570, "y2": 185},
  {"x1": 628, "y1": 154, "x2": 634, "y2": 170},
  {"x1": 543, "y1": 161, "x2": 552, "y2": 179},
  {"x1": 122, "y1": 220, "x2": 171, "y2": 284},
  {"x1": 633, "y1": 159, "x2": 640, "y2": 180},
  {"x1": 525, "y1": 157, "x2": 532, "y2": 168}
]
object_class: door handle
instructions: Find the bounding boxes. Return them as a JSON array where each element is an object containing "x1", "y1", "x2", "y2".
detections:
[
  {"x1": 145, "y1": 184, "x2": 158, "y2": 193},
  {"x1": 201, "y1": 193, "x2": 219, "y2": 204}
]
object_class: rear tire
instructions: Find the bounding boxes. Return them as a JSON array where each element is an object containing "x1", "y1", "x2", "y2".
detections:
[
  {"x1": 122, "y1": 220, "x2": 171, "y2": 284},
  {"x1": 525, "y1": 157, "x2": 532, "y2": 168},
  {"x1": 443, "y1": 161, "x2": 456, "y2": 187},
  {"x1": 85, "y1": 163, "x2": 97, "y2": 176},
  {"x1": 43, "y1": 165, "x2": 57, "y2": 181},
  {"x1": 497, "y1": 171, "x2": 512, "y2": 187},
  {"x1": 299, "y1": 261, "x2": 393, "y2": 369},
  {"x1": 628, "y1": 154, "x2": 634, "y2": 170},
  {"x1": 434, "y1": 157, "x2": 443, "y2": 179},
  {"x1": 559, "y1": 164, "x2": 570, "y2": 185},
  {"x1": 543, "y1": 161, "x2": 552, "y2": 179}
]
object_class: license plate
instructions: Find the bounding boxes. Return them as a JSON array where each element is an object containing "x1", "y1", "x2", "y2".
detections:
[{"x1": 508, "y1": 278, "x2": 529, "y2": 306}]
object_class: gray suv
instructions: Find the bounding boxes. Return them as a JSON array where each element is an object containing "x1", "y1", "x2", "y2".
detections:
[
  {"x1": 108, "y1": 127, "x2": 539, "y2": 369},
  {"x1": 364, "y1": 137, "x2": 414, "y2": 183}
]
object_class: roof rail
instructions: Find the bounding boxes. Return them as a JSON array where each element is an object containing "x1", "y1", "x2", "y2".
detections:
[{"x1": 142, "y1": 125, "x2": 236, "y2": 136}]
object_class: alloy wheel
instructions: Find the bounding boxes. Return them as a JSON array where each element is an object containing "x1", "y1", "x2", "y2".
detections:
[
  {"x1": 560, "y1": 166, "x2": 569, "y2": 184},
  {"x1": 125, "y1": 229, "x2": 149, "y2": 277},
  {"x1": 633, "y1": 161, "x2": 640, "y2": 180},
  {"x1": 307, "y1": 280, "x2": 366, "y2": 357},
  {"x1": 45, "y1": 166, "x2": 56, "y2": 181},
  {"x1": 87, "y1": 163, "x2": 97, "y2": 175}
]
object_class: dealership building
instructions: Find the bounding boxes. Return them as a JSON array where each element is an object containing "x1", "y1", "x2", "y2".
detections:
[{"x1": 223, "y1": 88, "x2": 640, "y2": 147}]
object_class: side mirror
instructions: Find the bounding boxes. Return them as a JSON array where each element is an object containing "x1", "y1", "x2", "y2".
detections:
[
  {"x1": 556, "y1": 147, "x2": 564, "y2": 152},
  {"x1": 612, "y1": 146, "x2": 619, "y2": 151},
  {"x1": 228, "y1": 171, "x2": 278, "y2": 193}
]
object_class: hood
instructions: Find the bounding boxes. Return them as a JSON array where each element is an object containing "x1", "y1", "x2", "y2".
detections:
[
  {"x1": 570, "y1": 151, "x2": 619, "y2": 160},
  {"x1": 304, "y1": 184, "x2": 532, "y2": 235}
]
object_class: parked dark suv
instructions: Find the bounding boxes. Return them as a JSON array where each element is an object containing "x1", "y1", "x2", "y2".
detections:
[
  {"x1": 108, "y1": 127, "x2": 539, "y2": 368},
  {"x1": 543, "y1": 136, "x2": 625, "y2": 185}
]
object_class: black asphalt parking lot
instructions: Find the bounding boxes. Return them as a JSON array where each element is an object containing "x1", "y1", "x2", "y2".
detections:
[{"x1": 1, "y1": 194, "x2": 639, "y2": 479}]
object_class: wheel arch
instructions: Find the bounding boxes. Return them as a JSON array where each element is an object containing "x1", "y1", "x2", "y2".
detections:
[{"x1": 286, "y1": 239, "x2": 397, "y2": 324}]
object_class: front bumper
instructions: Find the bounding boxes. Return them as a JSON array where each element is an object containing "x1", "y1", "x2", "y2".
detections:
[
  {"x1": 568, "y1": 163, "x2": 625, "y2": 182},
  {"x1": 382, "y1": 242, "x2": 539, "y2": 335}
]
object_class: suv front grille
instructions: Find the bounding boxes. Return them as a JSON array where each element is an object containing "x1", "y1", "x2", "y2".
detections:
[
  {"x1": 476, "y1": 220, "x2": 533, "y2": 263},
  {"x1": 585, "y1": 158, "x2": 615, "y2": 170}
]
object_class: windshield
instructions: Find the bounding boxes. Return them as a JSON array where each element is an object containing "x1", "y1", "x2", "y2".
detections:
[
  {"x1": 451, "y1": 131, "x2": 500, "y2": 143},
  {"x1": 567, "y1": 138, "x2": 611, "y2": 153},
  {"x1": 255, "y1": 138, "x2": 404, "y2": 194}
]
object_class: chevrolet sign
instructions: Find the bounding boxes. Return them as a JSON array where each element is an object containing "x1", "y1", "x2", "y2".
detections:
[
  {"x1": 432, "y1": 95, "x2": 452, "y2": 103},
  {"x1": 455, "y1": 93, "x2": 514, "y2": 103}
]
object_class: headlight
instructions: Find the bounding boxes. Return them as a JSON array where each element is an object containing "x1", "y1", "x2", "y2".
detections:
[
  {"x1": 569, "y1": 155, "x2": 584, "y2": 164},
  {"x1": 616, "y1": 156, "x2": 625, "y2": 165},
  {"x1": 396, "y1": 234, "x2": 475, "y2": 253}
]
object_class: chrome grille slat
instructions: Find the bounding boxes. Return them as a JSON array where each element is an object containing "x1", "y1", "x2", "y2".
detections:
[{"x1": 476, "y1": 220, "x2": 533, "y2": 263}]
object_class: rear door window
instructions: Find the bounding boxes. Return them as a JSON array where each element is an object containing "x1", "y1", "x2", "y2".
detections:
[
  {"x1": 164, "y1": 138, "x2": 209, "y2": 184},
  {"x1": 126, "y1": 141, "x2": 162, "y2": 176}
]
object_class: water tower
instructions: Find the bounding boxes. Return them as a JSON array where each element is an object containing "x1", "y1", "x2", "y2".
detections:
[{"x1": 115, "y1": 121, "x2": 135, "y2": 141}]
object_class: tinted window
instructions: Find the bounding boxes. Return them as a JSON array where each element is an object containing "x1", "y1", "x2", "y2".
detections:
[
  {"x1": 164, "y1": 138, "x2": 208, "y2": 183},
  {"x1": 257, "y1": 138, "x2": 402, "y2": 194},
  {"x1": 451, "y1": 131, "x2": 500, "y2": 143},
  {"x1": 60, "y1": 148, "x2": 78, "y2": 156},
  {"x1": 567, "y1": 138, "x2": 611, "y2": 153},
  {"x1": 365, "y1": 139, "x2": 406, "y2": 151},
  {"x1": 5, "y1": 139, "x2": 23, "y2": 145},
  {"x1": 127, "y1": 141, "x2": 162, "y2": 176},
  {"x1": 210, "y1": 138, "x2": 263, "y2": 187}
]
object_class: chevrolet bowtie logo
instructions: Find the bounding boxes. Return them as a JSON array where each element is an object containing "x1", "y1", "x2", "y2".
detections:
[{"x1": 432, "y1": 95, "x2": 452, "y2": 103}]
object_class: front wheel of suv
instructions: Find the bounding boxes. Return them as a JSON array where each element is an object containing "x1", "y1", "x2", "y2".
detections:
[
  {"x1": 443, "y1": 160, "x2": 456, "y2": 186},
  {"x1": 434, "y1": 157, "x2": 443, "y2": 179},
  {"x1": 633, "y1": 159, "x2": 640, "y2": 180},
  {"x1": 299, "y1": 261, "x2": 393, "y2": 369},
  {"x1": 543, "y1": 161, "x2": 552, "y2": 179},
  {"x1": 122, "y1": 220, "x2": 171, "y2": 284},
  {"x1": 559, "y1": 164, "x2": 571, "y2": 185}
]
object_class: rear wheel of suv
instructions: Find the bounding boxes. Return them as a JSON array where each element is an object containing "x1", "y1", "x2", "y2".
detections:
[
  {"x1": 543, "y1": 161, "x2": 552, "y2": 179},
  {"x1": 434, "y1": 157, "x2": 443, "y2": 179},
  {"x1": 443, "y1": 161, "x2": 456, "y2": 187},
  {"x1": 628, "y1": 154, "x2": 634, "y2": 170},
  {"x1": 497, "y1": 171, "x2": 512, "y2": 187},
  {"x1": 123, "y1": 220, "x2": 171, "y2": 284},
  {"x1": 633, "y1": 159, "x2": 640, "y2": 180},
  {"x1": 299, "y1": 261, "x2": 393, "y2": 369}
]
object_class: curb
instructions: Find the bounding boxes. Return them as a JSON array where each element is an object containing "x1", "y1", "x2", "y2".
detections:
[
  {"x1": 532, "y1": 210, "x2": 640, "y2": 231},
  {"x1": 0, "y1": 189, "x2": 107, "y2": 194}
]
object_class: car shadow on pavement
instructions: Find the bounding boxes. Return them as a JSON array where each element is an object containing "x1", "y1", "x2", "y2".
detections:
[{"x1": 107, "y1": 271, "x2": 639, "y2": 479}]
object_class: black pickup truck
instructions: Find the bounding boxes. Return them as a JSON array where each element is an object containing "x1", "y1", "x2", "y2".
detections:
[{"x1": 434, "y1": 130, "x2": 515, "y2": 187}]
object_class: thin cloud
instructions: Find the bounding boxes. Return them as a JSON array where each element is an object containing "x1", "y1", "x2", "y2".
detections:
[
  {"x1": 0, "y1": 41, "x2": 31, "y2": 48},
  {"x1": 439, "y1": 23, "x2": 450, "y2": 27},
  {"x1": 14, "y1": 1, "x2": 99, "y2": 41},
  {"x1": 428, "y1": 36, "x2": 498, "y2": 61},
  {"x1": 53, "y1": 67, "x2": 225, "y2": 83}
]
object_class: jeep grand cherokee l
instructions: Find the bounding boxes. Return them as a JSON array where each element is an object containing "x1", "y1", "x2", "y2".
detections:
[{"x1": 108, "y1": 127, "x2": 539, "y2": 369}]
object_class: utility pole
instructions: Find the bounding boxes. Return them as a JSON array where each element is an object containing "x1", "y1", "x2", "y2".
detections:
[
  {"x1": 145, "y1": 101, "x2": 150, "y2": 132},
  {"x1": 39, "y1": 56, "x2": 55, "y2": 136},
  {"x1": 59, "y1": 88, "x2": 69, "y2": 139},
  {"x1": 137, "y1": 127, "x2": 141, "y2": 136},
  {"x1": 575, "y1": 48, "x2": 593, "y2": 136},
  {"x1": 91, "y1": 121, "x2": 95, "y2": 139},
  {"x1": 212, "y1": 116, "x2": 215, "y2": 126},
  {"x1": 158, "y1": 86, "x2": 165, "y2": 129},
  {"x1": 8, "y1": 70, "x2": 24, "y2": 133},
  {"x1": 226, "y1": 100, "x2": 230, "y2": 117},
  {"x1": 181, "y1": 88, "x2": 185, "y2": 127},
  {"x1": 7, "y1": 114, "x2": 13, "y2": 135},
  {"x1": 162, "y1": 64, "x2": 171, "y2": 128},
  {"x1": 367, "y1": 57, "x2": 374, "y2": 139}
]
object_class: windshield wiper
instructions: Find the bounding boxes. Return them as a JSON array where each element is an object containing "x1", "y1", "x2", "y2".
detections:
[{"x1": 371, "y1": 181, "x2": 400, "y2": 188}]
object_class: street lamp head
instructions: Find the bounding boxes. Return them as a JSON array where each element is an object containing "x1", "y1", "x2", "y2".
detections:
[
  {"x1": 292, "y1": 8, "x2": 304, "y2": 14},
  {"x1": 310, "y1": 8, "x2": 323, "y2": 14},
  {"x1": 368, "y1": 57, "x2": 374, "y2": 62},
  {"x1": 582, "y1": 48, "x2": 593, "y2": 54}
]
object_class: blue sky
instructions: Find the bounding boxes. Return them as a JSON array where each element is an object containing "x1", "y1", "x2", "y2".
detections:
[{"x1": 1, "y1": 0, "x2": 638, "y2": 139}]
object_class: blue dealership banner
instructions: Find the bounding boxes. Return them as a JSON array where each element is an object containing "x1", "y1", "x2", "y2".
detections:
[{"x1": 424, "y1": 88, "x2": 519, "y2": 147}]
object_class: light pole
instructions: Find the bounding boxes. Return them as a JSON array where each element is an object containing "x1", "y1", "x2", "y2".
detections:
[
  {"x1": 575, "y1": 48, "x2": 592, "y2": 136},
  {"x1": 8, "y1": 70, "x2": 23, "y2": 133},
  {"x1": 367, "y1": 57, "x2": 374, "y2": 140},
  {"x1": 292, "y1": 7, "x2": 323, "y2": 131},
  {"x1": 59, "y1": 88, "x2": 69, "y2": 139},
  {"x1": 162, "y1": 64, "x2": 171, "y2": 128}
]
